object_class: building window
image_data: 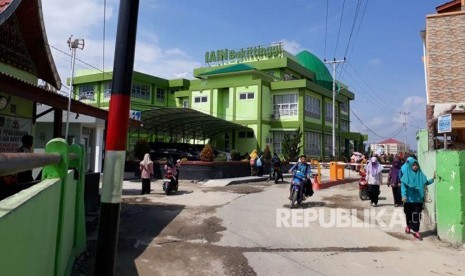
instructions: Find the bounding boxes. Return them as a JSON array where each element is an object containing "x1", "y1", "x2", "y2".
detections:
[
  {"x1": 324, "y1": 134, "x2": 332, "y2": 157},
  {"x1": 325, "y1": 102, "x2": 333, "y2": 122},
  {"x1": 305, "y1": 95, "x2": 321, "y2": 119},
  {"x1": 78, "y1": 84, "x2": 95, "y2": 101},
  {"x1": 305, "y1": 132, "x2": 321, "y2": 156},
  {"x1": 239, "y1": 92, "x2": 254, "y2": 100},
  {"x1": 104, "y1": 81, "x2": 112, "y2": 99},
  {"x1": 156, "y1": 88, "x2": 165, "y2": 103},
  {"x1": 194, "y1": 96, "x2": 208, "y2": 103},
  {"x1": 131, "y1": 83, "x2": 150, "y2": 100},
  {"x1": 340, "y1": 101, "x2": 348, "y2": 113},
  {"x1": 273, "y1": 94, "x2": 298, "y2": 117},
  {"x1": 238, "y1": 131, "x2": 254, "y2": 138},
  {"x1": 272, "y1": 131, "x2": 292, "y2": 154},
  {"x1": 341, "y1": 120, "x2": 349, "y2": 132}
]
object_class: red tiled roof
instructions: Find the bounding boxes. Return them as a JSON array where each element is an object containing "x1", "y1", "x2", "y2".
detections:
[
  {"x1": 377, "y1": 138, "x2": 403, "y2": 144},
  {"x1": 0, "y1": 0, "x2": 13, "y2": 13},
  {"x1": 436, "y1": 0, "x2": 461, "y2": 13}
]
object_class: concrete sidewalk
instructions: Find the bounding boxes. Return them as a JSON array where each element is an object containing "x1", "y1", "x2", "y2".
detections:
[{"x1": 203, "y1": 167, "x2": 361, "y2": 187}]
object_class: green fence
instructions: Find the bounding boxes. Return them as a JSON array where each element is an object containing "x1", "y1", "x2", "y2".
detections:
[{"x1": 0, "y1": 138, "x2": 87, "y2": 275}]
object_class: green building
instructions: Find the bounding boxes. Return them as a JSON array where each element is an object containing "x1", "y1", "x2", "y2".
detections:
[{"x1": 72, "y1": 44, "x2": 366, "y2": 161}]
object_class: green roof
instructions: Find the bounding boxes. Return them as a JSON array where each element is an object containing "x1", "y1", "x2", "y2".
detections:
[
  {"x1": 296, "y1": 50, "x2": 334, "y2": 90},
  {"x1": 198, "y1": 63, "x2": 255, "y2": 77}
]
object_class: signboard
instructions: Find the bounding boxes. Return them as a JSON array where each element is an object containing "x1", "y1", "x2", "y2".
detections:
[
  {"x1": 0, "y1": 115, "x2": 32, "y2": 152},
  {"x1": 438, "y1": 114, "x2": 452, "y2": 133},
  {"x1": 205, "y1": 43, "x2": 284, "y2": 64},
  {"x1": 130, "y1": 110, "x2": 141, "y2": 121}
]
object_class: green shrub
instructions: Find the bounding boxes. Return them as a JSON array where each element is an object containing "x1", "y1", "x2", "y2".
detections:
[
  {"x1": 230, "y1": 149, "x2": 241, "y2": 161},
  {"x1": 214, "y1": 153, "x2": 227, "y2": 162}
]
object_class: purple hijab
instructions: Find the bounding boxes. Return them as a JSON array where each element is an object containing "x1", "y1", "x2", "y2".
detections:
[{"x1": 388, "y1": 158, "x2": 401, "y2": 184}]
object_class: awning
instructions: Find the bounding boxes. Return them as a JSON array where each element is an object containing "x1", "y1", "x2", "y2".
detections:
[
  {"x1": 132, "y1": 107, "x2": 252, "y2": 140},
  {"x1": 0, "y1": 73, "x2": 108, "y2": 120}
]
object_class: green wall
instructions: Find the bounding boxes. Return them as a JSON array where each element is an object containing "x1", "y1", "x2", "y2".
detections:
[
  {"x1": 0, "y1": 139, "x2": 87, "y2": 275},
  {"x1": 436, "y1": 150, "x2": 465, "y2": 245}
]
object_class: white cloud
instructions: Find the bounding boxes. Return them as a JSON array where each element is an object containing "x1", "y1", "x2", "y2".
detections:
[
  {"x1": 278, "y1": 39, "x2": 303, "y2": 54},
  {"x1": 41, "y1": 0, "x2": 203, "y2": 87},
  {"x1": 369, "y1": 58, "x2": 382, "y2": 66}
]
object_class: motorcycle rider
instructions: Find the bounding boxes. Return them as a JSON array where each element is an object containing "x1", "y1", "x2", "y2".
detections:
[
  {"x1": 288, "y1": 155, "x2": 313, "y2": 200},
  {"x1": 267, "y1": 153, "x2": 284, "y2": 182}
]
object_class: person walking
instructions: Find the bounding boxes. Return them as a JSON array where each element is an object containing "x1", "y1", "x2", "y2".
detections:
[
  {"x1": 401, "y1": 158, "x2": 435, "y2": 240},
  {"x1": 365, "y1": 156, "x2": 382, "y2": 207},
  {"x1": 387, "y1": 157, "x2": 402, "y2": 207},
  {"x1": 139, "y1": 153, "x2": 154, "y2": 195},
  {"x1": 249, "y1": 149, "x2": 258, "y2": 176}
]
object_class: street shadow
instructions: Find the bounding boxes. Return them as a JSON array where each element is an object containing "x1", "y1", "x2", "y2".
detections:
[
  {"x1": 74, "y1": 201, "x2": 185, "y2": 276},
  {"x1": 122, "y1": 188, "x2": 143, "y2": 196},
  {"x1": 167, "y1": 190, "x2": 194, "y2": 196},
  {"x1": 421, "y1": 229, "x2": 437, "y2": 238},
  {"x1": 282, "y1": 201, "x2": 326, "y2": 209}
]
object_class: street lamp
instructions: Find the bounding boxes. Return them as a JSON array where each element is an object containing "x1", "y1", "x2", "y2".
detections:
[{"x1": 65, "y1": 36, "x2": 85, "y2": 141}]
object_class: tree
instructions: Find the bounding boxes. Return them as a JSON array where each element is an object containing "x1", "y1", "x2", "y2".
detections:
[
  {"x1": 263, "y1": 145, "x2": 272, "y2": 161},
  {"x1": 281, "y1": 127, "x2": 302, "y2": 161},
  {"x1": 200, "y1": 144, "x2": 215, "y2": 162}
]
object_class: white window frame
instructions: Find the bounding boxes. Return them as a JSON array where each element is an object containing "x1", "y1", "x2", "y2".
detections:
[
  {"x1": 239, "y1": 92, "x2": 254, "y2": 100},
  {"x1": 305, "y1": 95, "x2": 320, "y2": 119},
  {"x1": 273, "y1": 94, "x2": 298, "y2": 117},
  {"x1": 156, "y1": 88, "x2": 165, "y2": 103},
  {"x1": 104, "y1": 81, "x2": 112, "y2": 99},
  {"x1": 78, "y1": 84, "x2": 95, "y2": 101},
  {"x1": 194, "y1": 96, "x2": 208, "y2": 103},
  {"x1": 305, "y1": 131, "x2": 321, "y2": 156},
  {"x1": 131, "y1": 83, "x2": 151, "y2": 100}
]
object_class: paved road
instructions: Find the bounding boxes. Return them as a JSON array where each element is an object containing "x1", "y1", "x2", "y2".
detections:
[{"x1": 79, "y1": 178, "x2": 465, "y2": 276}]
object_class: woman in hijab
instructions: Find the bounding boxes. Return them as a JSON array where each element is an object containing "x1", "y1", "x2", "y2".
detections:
[
  {"x1": 140, "y1": 153, "x2": 154, "y2": 195},
  {"x1": 365, "y1": 156, "x2": 383, "y2": 207},
  {"x1": 249, "y1": 149, "x2": 258, "y2": 176},
  {"x1": 387, "y1": 157, "x2": 402, "y2": 207},
  {"x1": 401, "y1": 159, "x2": 435, "y2": 240}
]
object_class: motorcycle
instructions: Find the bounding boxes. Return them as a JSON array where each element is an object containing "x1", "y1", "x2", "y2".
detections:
[
  {"x1": 289, "y1": 171, "x2": 306, "y2": 208},
  {"x1": 267, "y1": 163, "x2": 283, "y2": 184},
  {"x1": 358, "y1": 171, "x2": 369, "y2": 200},
  {"x1": 358, "y1": 171, "x2": 380, "y2": 200},
  {"x1": 162, "y1": 171, "x2": 178, "y2": 195}
]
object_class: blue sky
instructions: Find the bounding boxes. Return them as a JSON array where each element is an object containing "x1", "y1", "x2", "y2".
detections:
[{"x1": 42, "y1": 0, "x2": 448, "y2": 150}]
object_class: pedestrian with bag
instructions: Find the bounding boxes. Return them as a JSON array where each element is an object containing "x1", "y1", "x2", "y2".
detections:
[{"x1": 139, "y1": 153, "x2": 154, "y2": 195}]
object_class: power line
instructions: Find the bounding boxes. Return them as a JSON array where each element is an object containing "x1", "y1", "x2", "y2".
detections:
[
  {"x1": 333, "y1": 0, "x2": 346, "y2": 58},
  {"x1": 324, "y1": 0, "x2": 329, "y2": 60}
]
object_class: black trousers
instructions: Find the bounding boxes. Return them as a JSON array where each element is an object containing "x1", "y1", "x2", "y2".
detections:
[
  {"x1": 368, "y1": 185, "x2": 380, "y2": 204},
  {"x1": 391, "y1": 186, "x2": 402, "y2": 205},
  {"x1": 404, "y1": 202, "x2": 423, "y2": 232},
  {"x1": 141, "y1": 178, "x2": 151, "y2": 194}
]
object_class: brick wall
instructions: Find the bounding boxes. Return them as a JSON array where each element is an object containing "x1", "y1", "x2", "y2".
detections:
[{"x1": 426, "y1": 12, "x2": 465, "y2": 104}]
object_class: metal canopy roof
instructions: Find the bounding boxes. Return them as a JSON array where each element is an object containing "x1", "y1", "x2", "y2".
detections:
[{"x1": 134, "y1": 107, "x2": 252, "y2": 140}]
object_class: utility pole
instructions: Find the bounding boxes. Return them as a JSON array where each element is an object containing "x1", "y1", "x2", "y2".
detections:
[
  {"x1": 400, "y1": 111, "x2": 410, "y2": 152},
  {"x1": 94, "y1": 0, "x2": 140, "y2": 275},
  {"x1": 325, "y1": 58, "x2": 346, "y2": 160},
  {"x1": 65, "y1": 36, "x2": 84, "y2": 141}
]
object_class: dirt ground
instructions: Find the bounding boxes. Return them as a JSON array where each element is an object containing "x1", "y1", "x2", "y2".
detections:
[{"x1": 73, "y1": 181, "x2": 271, "y2": 276}]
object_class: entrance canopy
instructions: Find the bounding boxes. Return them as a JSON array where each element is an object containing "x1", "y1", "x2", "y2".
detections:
[{"x1": 133, "y1": 107, "x2": 252, "y2": 140}]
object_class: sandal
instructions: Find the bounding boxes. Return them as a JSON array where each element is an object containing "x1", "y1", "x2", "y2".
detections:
[
  {"x1": 414, "y1": 232, "x2": 422, "y2": 240},
  {"x1": 405, "y1": 226, "x2": 410, "y2": 233}
]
